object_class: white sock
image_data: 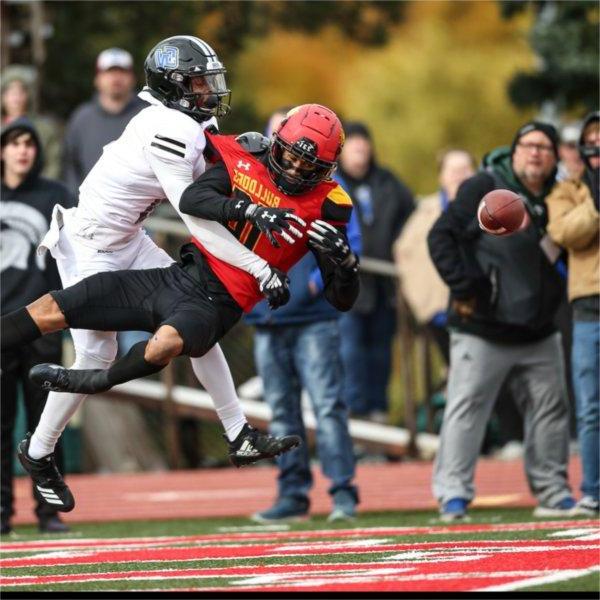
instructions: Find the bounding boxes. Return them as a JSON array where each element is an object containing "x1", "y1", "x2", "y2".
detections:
[
  {"x1": 28, "y1": 353, "x2": 113, "y2": 459},
  {"x1": 190, "y1": 344, "x2": 247, "y2": 441}
]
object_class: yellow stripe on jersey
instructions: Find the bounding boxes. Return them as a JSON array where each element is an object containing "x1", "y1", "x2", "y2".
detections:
[{"x1": 327, "y1": 184, "x2": 353, "y2": 207}]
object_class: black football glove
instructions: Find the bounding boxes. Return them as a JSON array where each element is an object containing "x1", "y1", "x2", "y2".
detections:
[
  {"x1": 307, "y1": 220, "x2": 358, "y2": 271},
  {"x1": 258, "y1": 267, "x2": 290, "y2": 309},
  {"x1": 244, "y1": 203, "x2": 306, "y2": 248}
]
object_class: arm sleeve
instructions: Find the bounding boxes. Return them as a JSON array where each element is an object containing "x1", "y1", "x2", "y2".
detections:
[
  {"x1": 427, "y1": 174, "x2": 492, "y2": 299},
  {"x1": 145, "y1": 139, "x2": 269, "y2": 278},
  {"x1": 546, "y1": 184, "x2": 600, "y2": 251},
  {"x1": 179, "y1": 162, "x2": 247, "y2": 222}
]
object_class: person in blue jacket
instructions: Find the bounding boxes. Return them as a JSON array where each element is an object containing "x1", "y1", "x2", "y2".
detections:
[{"x1": 246, "y1": 108, "x2": 361, "y2": 522}]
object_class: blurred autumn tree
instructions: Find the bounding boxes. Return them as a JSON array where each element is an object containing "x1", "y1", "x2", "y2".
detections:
[
  {"x1": 233, "y1": 1, "x2": 538, "y2": 193},
  {"x1": 30, "y1": 0, "x2": 403, "y2": 128},
  {"x1": 10, "y1": 1, "x2": 594, "y2": 192},
  {"x1": 500, "y1": 0, "x2": 599, "y2": 117}
]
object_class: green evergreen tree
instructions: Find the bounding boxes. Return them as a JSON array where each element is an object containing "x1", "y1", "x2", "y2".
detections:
[{"x1": 500, "y1": 0, "x2": 599, "y2": 114}]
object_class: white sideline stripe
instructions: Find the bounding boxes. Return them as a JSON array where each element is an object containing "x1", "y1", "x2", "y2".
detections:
[
  {"x1": 36, "y1": 486, "x2": 56, "y2": 494},
  {"x1": 108, "y1": 378, "x2": 439, "y2": 455},
  {"x1": 478, "y1": 566, "x2": 600, "y2": 591}
]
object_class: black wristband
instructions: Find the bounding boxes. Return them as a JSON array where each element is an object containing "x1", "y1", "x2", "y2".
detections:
[{"x1": 225, "y1": 198, "x2": 252, "y2": 222}]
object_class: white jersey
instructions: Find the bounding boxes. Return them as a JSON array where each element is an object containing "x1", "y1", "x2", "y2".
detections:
[{"x1": 71, "y1": 89, "x2": 267, "y2": 278}]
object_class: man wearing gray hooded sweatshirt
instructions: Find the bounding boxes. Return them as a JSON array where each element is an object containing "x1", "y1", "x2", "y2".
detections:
[{"x1": 1, "y1": 118, "x2": 75, "y2": 534}]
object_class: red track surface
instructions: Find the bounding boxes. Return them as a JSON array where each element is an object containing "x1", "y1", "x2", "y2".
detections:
[{"x1": 12, "y1": 457, "x2": 582, "y2": 525}]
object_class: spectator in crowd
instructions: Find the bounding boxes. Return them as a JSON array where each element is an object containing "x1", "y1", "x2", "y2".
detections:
[
  {"x1": 557, "y1": 121, "x2": 585, "y2": 182},
  {"x1": 547, "y1": 111, "x2": 600, "y2": 516},
  {"x1": 394, "y1": 149, "x2": 475, "y2": 362},
  {"x1": 1, "y1": 118, "x2": 75, "y2": 534},
  {"x1": 428, "y1": 121, "x2": 575, "y2": 521},
  {"x1": 1, "y1": 65, "x2": 62, "y2": 179},
  {"x1": 247, "y1": 108, "x2": 361, "y2": 523},
  {"x1": 61, "y1": 48, "x2": 146, "y2": 194},
  {"x1": 336, "y1": 122, "x2": 414, "y2": 422}
]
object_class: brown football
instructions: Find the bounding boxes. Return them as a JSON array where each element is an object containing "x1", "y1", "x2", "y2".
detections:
[{"x1": 477, "y1": 189, "x2": 526, "y2": 236}]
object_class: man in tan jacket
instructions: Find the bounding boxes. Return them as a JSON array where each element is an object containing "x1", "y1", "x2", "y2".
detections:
[
  {"x1": 547, "y1": 111, "x2": 600, "y2": 516},
  {"x1": 394, "y1": 149, "x2": 475, "y2": 362}
]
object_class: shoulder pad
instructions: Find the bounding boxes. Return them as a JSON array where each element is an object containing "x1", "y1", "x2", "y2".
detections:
[{"x1": 235, "y1": 131, "x2": 270, "y2": 155}]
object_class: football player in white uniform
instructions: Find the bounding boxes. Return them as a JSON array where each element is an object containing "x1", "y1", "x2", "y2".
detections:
[{"x1": 17, "y1": 36, "x2": 297, "y2": 512}]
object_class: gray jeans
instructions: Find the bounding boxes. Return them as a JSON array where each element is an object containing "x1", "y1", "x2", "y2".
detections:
[{"x1": 433, "y1": 331, "x2": 572, "y2": 507}]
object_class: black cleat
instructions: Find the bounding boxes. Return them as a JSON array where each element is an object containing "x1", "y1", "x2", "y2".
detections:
[
  {"x1": 29, "y1": 363, "x2": 107, "y2": 394},
  {"x1": 226, "y1": 424, "x2": 301, "y2": 468},
  {"x1": 17, "y1": 434, "x2": 75, "y2": 513},
  {"x1": 29, "y1": 363, "x2": 73, "y2": 392}
]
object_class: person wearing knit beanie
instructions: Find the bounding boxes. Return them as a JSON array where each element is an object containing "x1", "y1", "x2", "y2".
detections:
[{"x1": 510, "y1": 121, "x2": 560, "y2": 158}]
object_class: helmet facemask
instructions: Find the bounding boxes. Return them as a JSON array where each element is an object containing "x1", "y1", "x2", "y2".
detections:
[
  {"x1": 268, "y1": 135, "x2": 336, "y2": 195},
  {"x1": 168, "y1": 69, "x2": 231, "y2": 120}
]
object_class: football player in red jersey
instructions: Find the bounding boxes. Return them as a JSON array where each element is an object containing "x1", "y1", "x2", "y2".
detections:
[{"x1": 1, "y1": 104, "x2": 359, "y2": 423}]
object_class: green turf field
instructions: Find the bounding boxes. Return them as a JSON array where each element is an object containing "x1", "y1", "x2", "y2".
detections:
[{"x1": 1, "y1": 508, "x2": 598, "y2": 593}]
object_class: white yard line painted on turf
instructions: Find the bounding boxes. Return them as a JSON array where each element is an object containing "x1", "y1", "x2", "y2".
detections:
[
  {"x1": 217, "y1": 525, "x2": 290, "y2": 533},
  {"x1": 478, "y1": 566, "x2": 600, "y2": 591},
  {"x1": 2, "y1": 520, "x2": 596, "y2": 553},
  {"x1": 547, "y1": 529, "x2": 600, "y2": 541},
  {"x1": 271, "y1": 539, "x2": 391, "y2": 552}
]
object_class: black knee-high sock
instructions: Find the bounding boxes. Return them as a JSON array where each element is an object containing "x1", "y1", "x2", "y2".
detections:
[
  {"x1": 1, "y1": 308, "x2": 42, "y2": 352},
  {"x1": 105, "y1": 341, "x2": 164, "y2": 388},
  {"x1": 39, "y1": 341, "x2": 165, "y2": 394}
]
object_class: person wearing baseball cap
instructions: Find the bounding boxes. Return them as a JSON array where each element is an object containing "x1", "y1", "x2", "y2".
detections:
[
  {"x1": 558, "y1": 121, "x2": 585, "y2": 181},
  {"x1": 96, "y1": 48, "x2": 134, "y2": 72},
  {"x1": 61, "y1": 47, "x2": 146, "y2": 195}
]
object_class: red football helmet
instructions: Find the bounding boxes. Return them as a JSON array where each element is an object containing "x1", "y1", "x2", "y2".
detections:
[{"x1": 268, "y1": 104, "x2": 345, "y2": 195}]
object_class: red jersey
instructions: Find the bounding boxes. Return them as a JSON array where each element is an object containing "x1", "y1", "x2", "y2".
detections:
[{"x1": 192, "y1": 133, "x2": 353, "y2": 311}]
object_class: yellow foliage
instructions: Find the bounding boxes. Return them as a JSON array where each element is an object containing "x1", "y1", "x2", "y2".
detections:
[
  {"x1": 231, "y1": 1, "x2": 536, "y2": 194},
  {"x1": 233, "y1": 26, "x2": 359, "y2": 118}
]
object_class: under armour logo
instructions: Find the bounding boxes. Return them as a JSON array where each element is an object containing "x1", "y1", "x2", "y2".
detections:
[
  {"x1": 237, "y1": 160, "x2": 251, "y2": 171},
  {"x1": 261, "y1": 212, "x2": 277, "y2": 223}
]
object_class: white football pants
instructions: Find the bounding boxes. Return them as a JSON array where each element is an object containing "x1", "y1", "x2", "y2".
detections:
[{"x1": 29, "y1": 210, "x2": 246, "y2": 459}]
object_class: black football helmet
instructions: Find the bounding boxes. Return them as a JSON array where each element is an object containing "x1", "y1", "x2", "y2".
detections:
[{"x1": 144, "y1": 35, "x2": 231, "y2": 123}]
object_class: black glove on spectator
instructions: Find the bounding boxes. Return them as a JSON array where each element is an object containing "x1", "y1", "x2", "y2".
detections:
[
  {"x1": 307, "y1": 220, "x2": 358, "y2": 273},
  {"x1": 258, "y1": 267, "x2": 290, "y2": 309},
  {"x1": 242, "y1": 203, "x2": 306, "y2": 248}
]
